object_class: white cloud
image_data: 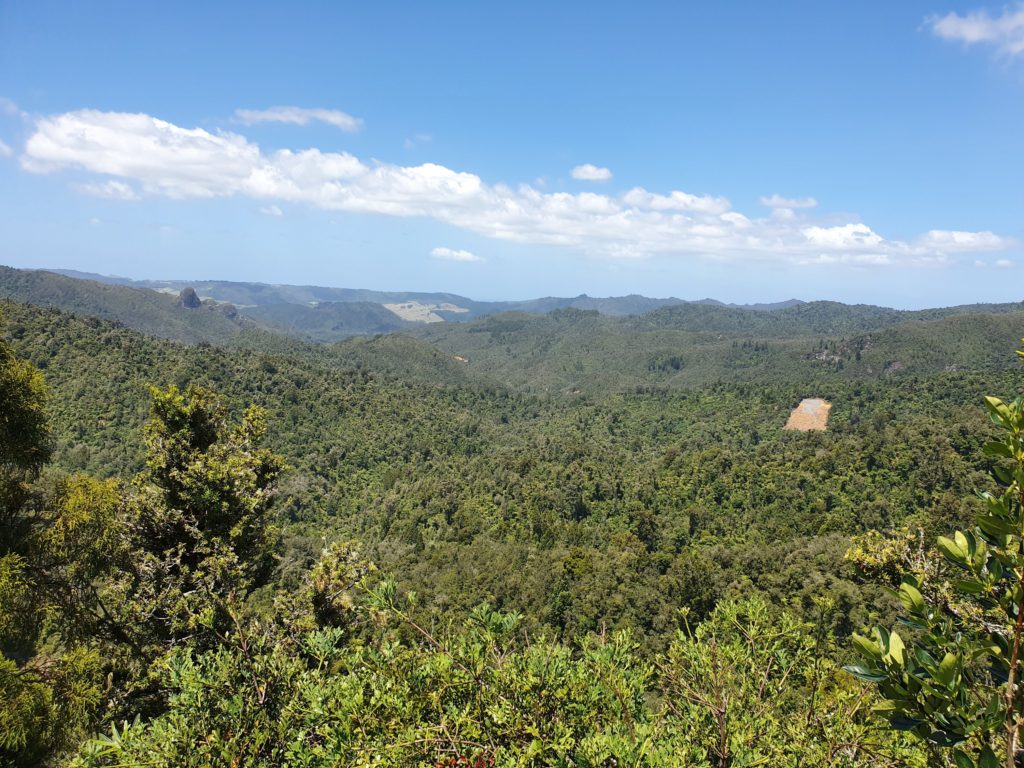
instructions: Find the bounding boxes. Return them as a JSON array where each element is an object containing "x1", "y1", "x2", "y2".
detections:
[
  {"x1": 760, "y1": 193, "x2": 817, "y2": 209},
  {"x1": 571, "y1": 163, "x2": 612, "y2": 182},
  {"x1": 234, "y1": 106, "x2": 363, "y2": 132},
  {"x1": 720, "y1": 211, "x2": 750, "y2": 228},
  {"x1": 917, "y1": 229, "x2": 1010, "y2": 251},
  {"x1": 260, "y1": 204, "x2": 283, "y2": 217},
  {"x1": 798, "y1": 252, "x2": 894, "y2": 266},
  {"x1": 972, "y1": 257, "x2": 1016, "y2": 269},
  {"x1": 929, "y1": 6, "x2": 1024, "y2": 56},
  {"x1": 20, "y1": 108, "x2": 1015, "y2": 268},
  {"x1": 431, "y1": 246, "x2": 482, "y2": 263},
  {"x1": 73, "y1": 179, "x2": 139, "y2": 200},
  {"x1": 621, "y1": 187, "x2": 730, "y2": 214},
  {"x1": 802, "y1": 223, "x2": 883, "y2": 249},
  {"x1": 88, "y1": 217, "x2": 101, "y2": 226},
  {"x1": 0, "y1": 139, "x2": 11, "y2": 157}
]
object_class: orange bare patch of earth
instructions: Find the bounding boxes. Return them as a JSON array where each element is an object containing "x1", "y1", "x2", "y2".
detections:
[{"x1": 784, "y1": 398, "x2": 832, "y2": 431}]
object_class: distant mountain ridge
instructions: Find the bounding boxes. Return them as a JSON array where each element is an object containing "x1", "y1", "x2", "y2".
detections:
[
  {"x1": 3, "y1": 263, "x2": 1024, "y2": 396},
  {"x1": 48, "y1": 269, "x2": 805, "y2": 318},
  {"x1": 2, "y1": 266, "x2": 1020, "y2": 356}
]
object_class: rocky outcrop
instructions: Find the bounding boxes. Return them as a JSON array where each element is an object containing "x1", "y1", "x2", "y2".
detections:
[{"x1": 178, "y1": 287, "x2": 202, "y2": 309}]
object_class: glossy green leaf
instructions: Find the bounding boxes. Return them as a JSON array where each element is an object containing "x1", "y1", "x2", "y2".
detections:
[
  {"x1": 978, "y1": 514, "x2": 1017, "y2": 538},
  {"x1": 978, "y1": 747, "x2": 999, "y2": 768},
  {"x1": 938, "y1": 536, "x2": 967, "y2": 565},
  {"x1": 934, "y1": 653, "x2": 958, "y2": 687},
  {"x1": 843, "y1": 664, "x2": 888, "y2": 683},
  {"x1": 898, "y1": 581, "x2": 925, "y2": 614},
  {"x1": 851, "y1": 633, "x2": 882, "y2": 659},
  {"x1": 983, "y1": 440, "x2": 1013, "y2": 458},
  {"x1": 886, "y1": 631, "x2": 906, "y2": 666},
  {"x1": 954, "y1": 579, "x2": 987, "y2": 594}
]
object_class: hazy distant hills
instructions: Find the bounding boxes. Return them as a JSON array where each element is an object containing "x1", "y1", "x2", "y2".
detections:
[
  {"x1": 2, "y1": 266, "x2": 1022, "y2": 386},
  {"x1": 52, "y1": 269, "x2": 498, "y2": 316},
  {"x1": 1, "y1": 266, "x2": 808, "y2": 343},
  {"x1": 47, "y1": 268, "x2": 804, "y2": 322},
  {"x1": 3, "y1": 263, "x2": 1024, "y2": 395}
]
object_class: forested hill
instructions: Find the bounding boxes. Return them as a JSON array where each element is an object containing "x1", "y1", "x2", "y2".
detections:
[
  {"x1": 401, "y1": 304, "x2": 1024, "y2": 393},
  {"x1": 5, "y1": 266, "x2": 1024, "y2": 365},
  {"x1": 0, "y1": 264, "x2": 253, "y2": 344},
  {"x1": 0, "y1": 296, "x2": 1014, "y2": 626},
  {"x1": 4, "y1": 288, "x2": 1024, "y2": 765}
]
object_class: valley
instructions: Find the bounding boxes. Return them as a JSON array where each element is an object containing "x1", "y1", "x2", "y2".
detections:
[{"x1": 2, "y1": 264, "x2": 1022, "y2": 766}]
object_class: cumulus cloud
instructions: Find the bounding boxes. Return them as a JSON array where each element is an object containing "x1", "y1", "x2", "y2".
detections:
[
  {"x1": 19, "y1": 108, "x2": 1015, "y2": 267},
  {"x1": 0, "y1": 139, "x2": 11, "y2": 157},
  {"x1": 802, "y1": 223, "x2": 884, "y2": 249},
  {"x1": 996, "y1": 258, "x2": 1015, "y2": 268},
  {"x1": 431, "y1": 246, "x2": 482, "y2": 263},
  {"x1": 234, "y1": 106, "x2": 363, "y2": 132},
  {"x1": 260, "y1": 204, "x2": 283, "y2": 217},
  {"x1": 571, "y1": 163, "x2": 612, "y2": 182},
  {"x1": 760, "y1": 193, "x2": 817, "y2": 209},
  {"x1": 929, "y1": 6, "x2": 1024, "y2": 56}
]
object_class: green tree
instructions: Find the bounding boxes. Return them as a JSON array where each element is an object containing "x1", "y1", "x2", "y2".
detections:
[
  {"x1": 0, "y1": 336, "x2": 105, "y2": 765},
  {"x1": 1, "y1": 379, "x2": 286, "y2": 764},
  {"x1": 0, "y1": 333, "x2": 49, "y2": 542},
  {"x1": 102, "y1": 385, "x2": 284, "y2": 676}
]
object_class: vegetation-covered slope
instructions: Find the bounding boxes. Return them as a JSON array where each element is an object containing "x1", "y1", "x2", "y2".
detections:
[
  {"x1": 406, "y1": 305, "x2": 1024, "y2": 393},
  {"x1": 1, "y1": 298, "x2": 1011, "y2": 646},
  {"x1": 10, "y1": 266, "x2": 1024, "y2": 356},
  {"x1": 241, "y1": 300, "x2": 416, "y2": 340},
  {"x1": 0, "y1": 266, "x2": 250, "y2": 344},
  {"x1": 4, "y1": 281, "x2": 1024, "y2": 766}
]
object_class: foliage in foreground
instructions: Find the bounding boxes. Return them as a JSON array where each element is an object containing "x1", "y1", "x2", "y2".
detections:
[
  {"x1": 1, "y1": 329, "x2": 285, "y2": 764},
  {"x1": 72, "y1": 595, "x2": 922, "y2": 768}
]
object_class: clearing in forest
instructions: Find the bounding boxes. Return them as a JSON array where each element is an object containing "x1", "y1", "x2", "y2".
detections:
[
  {"x1": 383, "y1": 301, "x2": 470, "y2": 323},
  {"x1": 784, "y1": 398, "x2": 832, "y2": 431}
]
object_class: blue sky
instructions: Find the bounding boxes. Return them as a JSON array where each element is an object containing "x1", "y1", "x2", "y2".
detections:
[{"x1": 1, "y1": 1, "x2": 1023, "y2": 307}]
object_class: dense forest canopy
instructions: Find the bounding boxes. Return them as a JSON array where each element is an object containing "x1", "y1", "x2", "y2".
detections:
[{"x1": 2, "y1": 269, "x2": 1024, "y2": 766}]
